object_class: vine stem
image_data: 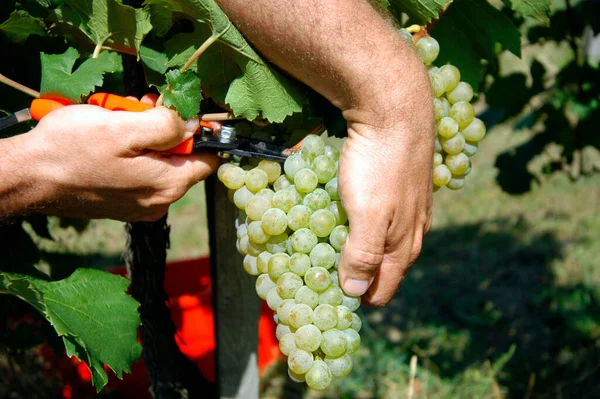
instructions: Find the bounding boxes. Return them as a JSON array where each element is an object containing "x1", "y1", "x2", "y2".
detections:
[
  {"x1": 156, "y1": 24, "x2": 232, "y2": 107},
  {"x1": 0, "y1": 73, "x2": 40, "y2": 98}
]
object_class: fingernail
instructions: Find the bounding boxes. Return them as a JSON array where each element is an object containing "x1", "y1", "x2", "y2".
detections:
[
  {"x1": 342, "y1": 279, "x2": 370, "y2": 296},
  {"x1": 185, "y1": 117, "x2": 199, "y2": 133}
]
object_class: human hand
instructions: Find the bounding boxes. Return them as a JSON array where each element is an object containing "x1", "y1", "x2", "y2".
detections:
[
  {"x1": 17, "y1": 97, "x2": 218, "y2": 221},
  {"x1": 337, "y1": 98, "x2": 435, "y2": 306}
]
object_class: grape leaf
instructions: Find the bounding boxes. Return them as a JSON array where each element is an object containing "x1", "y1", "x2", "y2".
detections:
[
  {"x1": 40, "y1": 47, "x2": 121, "y2": 103},
  {"x1": 145, "y1": 0, "x2": 305, "y2": 122},
  {"x1": 0, "y1": 268, "x2": 142, "y2": 392},
  {"x1": 160, "y1": 69, "x2": 202, "y2": 119},
  {"x1": 0, "y1": 10, "x2": 46, "y2": 43},
  {"x1": 389, "y1": 0, "x2": 452, "y2": 24},
  {"x1": 50, "y1": 0, "x2": 151, "y2": 56},
  {"x1": 507, "y1": 0, "x2": 551, "y2": 24}
]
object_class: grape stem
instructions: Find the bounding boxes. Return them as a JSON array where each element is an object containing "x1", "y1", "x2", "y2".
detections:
[
  {"x1": 156, "y1": 23, "x2": 232, "y2": 107},
  {"x1": 93, "y1": 32, "x2": 124, "y2": 58},
  {"x1": 0, "y1": 73, "x2": 40, "y2": 98},
  {"x1": 405, "y1": 25, "x2": 422, "y2": 33}
]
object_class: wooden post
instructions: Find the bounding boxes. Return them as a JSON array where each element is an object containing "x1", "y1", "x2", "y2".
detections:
[{"x1": 206, "y1": 174, "x2": 262, "y2": 399}]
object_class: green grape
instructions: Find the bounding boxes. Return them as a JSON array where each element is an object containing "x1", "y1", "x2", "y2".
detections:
[
  {"x1": 428, "y1": 65, "x2": 439, "y2": 78},
  {"x1": 336, "y1": 305, "x2": 353, "y2": 330},
  {"x1": 433, "y1": 164, "x2": 452, "y2": 187},
  {"x1": 221, "y1": 165, "x2": 246, "y2": 189},
  {"x1": 243, "y1": 254, "x2": 259, "y2": 276},
  {"x1": 398, "y1": 28, "x2": 415, "y2": 48},
  {"x1": 329, "y1": 225, "x2": 348, "y2": 251},
  {"x1": 295, "y1": 285, "x2": 319, "y2": 309},
  {"x1": 294, "y1": 168, "x2": 319, "y2": 193},
  {"x1": 327, "y1": 201, "x2": 348, "y2": 226},
  {"x1": 433, "y1": 152, "x2": 443, "y2": 168},
  {"x1": 276, "y1": 323, "x2": 292, "y2": 340},
  {"x1": 245, "y1": 168, "x2": 269, "y2": 192},
  {"x1": 341, "y1": 294, "x2": 360, "y2": 311},
  {"x1": 447, "y1": 176, "x2": 465, "y2": 190},
  {"x1": 288, "y1": 349, "x2": 314, "y2": 374},
  {"x1": 441, "y1": 133, "x2": 466, "y2": 155},
  {"x1": 236, "y1": 223, "x2": 248, "y2": 239},
  {"x1": 310, "y1": 242, "x2": 336, "y2": 269},
  {"x1": 462, "y1": 140, "x2": 479, "y2": 157},
  {"x1": 438, "y1": 64, "x2": 461, "y2": 93},
  {"x1": 312, "y1": 155, "x2": 337, "y2": 183},
  {"x1": 319, "y1": 285, "x2": 343, "y2": 306},
  {"x1": 437, "y1": 116, "x2": 459, "y2": 138},
  {"x1": 294, "y1": 324, "x2": 322, "y2": 352},
  {"x1": 313, "y1": 304, "x2": 338, "y2": 331},
  {"x1": 237, "y1": 235, "x2": 249, "y2": 256},
  {"x1": 277, "y1": 299, "x2": 296, "y2": 325},
  {"x1": 447, "y1": 81, "x2": 474, "y2": 104},
  {"x1": 288, "y1": 369, "x2": 306, "y2": 383},
  {"x1": 415, "y1": 36, "x2": 440, "y2": 64},
  {"x1": 272, "y1": 186, "x2": 301, "y2": 213},
  {"x1": 304, "y1": 267, "x2": 331, "y2": 292},
  {"x1": 256, "y1": 273, "x2": 276, "y2": 299},
  {"x1": 266, "y1": 287, "x2": 283, "y2": 310},
  {"x1": 324, "y1": 145, "x2": 340, "y2": 161},
  {"x1": 245, "y1": 195, "x2": 271, "y2": 221},
  {"x1": 290, "y1": 253, "x2": 312, "y2": 276},
  {"x1": 325, "y1": 354, "x2": 353, "y2": 378},
  {"x1": 277, "y1": 272, "x2": 304, "y2": 299},
  {"x1": 450, "y1": 101, "x2": 475, "y2": 129},
  {"x1": 461, "y1": 118, "x2": 486, "y2": 142},
  {"x1": 434, "y1": 136, "x2": 442, "y2": 152},
  {"x1": 310, "y1": 209, "x2": 337, "y2": 237},
  {"x1": 217, "y1": 162, "x2": 235, "y2": 181},
  {"x1": 284, "y1": 152, "x2": 310, "y2": 180},
  {"x1": 289, "y1": 304, "x2": 314, "y2": 329},
  {"x1": 273, "y1": 174, "x2": 292, "y2": 191},
  {"x1": 261, "y1": 208, "x2": 288, "y2": 235},
  {"x1": 268, "y1": 252, "x2": 291, "y2": 280},
  {"x1": 445, "y1": 153, "x2": 470, "y2": 175},
  {"x1": 256, "y1": 188, "x2": 275, "y2": 202},
  {"x1": 290, "y1": 228, "x2": 318, "y2": 253},
  {"x1": 342, "y1": 328, "x2": 361, "y2": 354},
  {"x1": 320, "y1": 329, "x2": 347, "y2": 357},
  {"x1": 257, "y1": 160, "x2": 282, "y2": 183},
  {"x1": 279, "y1": 333, "x2": 297, "y2": 356},
  {"x1": 305, "y1": 360, "x2": 332, "y2": 391},
  {"x1": 350, "y1": 313, "x2": 362, "y2": 332},
  {"x1": 266, "y1": 232, "x2": 289, "y2": 253},
  {"x1": 247, "y1": 221, "x2": 270, "y2": 244},
  {"x1": 301, "y1": 134, "x2": 326, "y2": 160},
  {"x1": 433, "y1": 97, "x2": 448, "y2": 121},
  {"x1": 430, "y1": 72, "x2": 447, "y2": 98},
  {"x1": 330, "y1": 270, "x2": 340, "y2": 287},
  {"x1": 233, "y1": 186, "x2": 254, "y2": 210},
  {"x1": 287, "y1": 205, "x2": 312, "y2": 231},
  {"x1": 325, "y1": 177, "x2": 340, "y2": 200},
  {"x1": 302, "y1": 188, "x2": 331, "y2": 211}
]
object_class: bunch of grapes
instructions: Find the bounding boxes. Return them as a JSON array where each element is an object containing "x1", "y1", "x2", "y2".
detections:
[
  {"x1": 410, "y1": 31, "x2": 487, "y2": 191},
  {"x1": 217, "y1": 135, "x2": 361, "y2": 391}
]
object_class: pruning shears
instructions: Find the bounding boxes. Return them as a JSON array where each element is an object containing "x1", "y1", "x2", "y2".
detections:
[{"x1": 0, "y1": 93, "x2": 302, "y2": 162}]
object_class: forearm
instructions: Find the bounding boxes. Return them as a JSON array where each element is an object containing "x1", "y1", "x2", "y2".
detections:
[{"x1": 215, "y1": 0, "x2": 432, "y2": 131}]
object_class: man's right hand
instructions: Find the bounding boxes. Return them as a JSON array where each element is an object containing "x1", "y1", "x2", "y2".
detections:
[{"x1": 1, "y1": 103, "x2": 219, "y2": 221}]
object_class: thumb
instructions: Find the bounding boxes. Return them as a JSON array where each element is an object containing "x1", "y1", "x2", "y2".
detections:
[{"x1": 338, "y1": 212, "x2": 386, "y2": 297}]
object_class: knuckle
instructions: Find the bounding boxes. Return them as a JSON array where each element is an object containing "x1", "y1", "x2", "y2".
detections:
[
  {"x1": 408, "y1": 240, "x2": 423, "y2": 265},
  {"x1": 346, "y1": 248, "x2": 383, "y2": 274}
]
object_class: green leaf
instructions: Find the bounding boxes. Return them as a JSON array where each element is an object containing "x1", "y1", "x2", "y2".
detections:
[
  {"x1": 140, "y1": 44, "x2": 169, "y2": 87},
  {"x1": 51, "y1": 0, "x2": 151, "y2": 56},
  {"x1": 0, "y1": 273, "x2": 46, "y2": 314},
  {"x1": 145, "y1": 0, "x2": 305, "y2": 122},
  {"x1": 160, "y1": 69, "x2": 202, "y2": 119},
  {"x1": 389, "y1": 0, "x2": 452, "y2": 25},
  {"x1": 40, "y1": 47, "x2": 121, "y2": 103},
  {"x1": 0, "y1": 10, "x2": 46, "y2": 43},
  {"x1": 508, "y1": 0, "x2": 551, "y2": 24}
]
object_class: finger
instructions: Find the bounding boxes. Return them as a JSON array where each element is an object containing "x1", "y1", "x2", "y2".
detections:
[
  {"x1": 167, "y1": 151, "x2": 221, "y2": 185},
  {"x1": 338, "y1": 209, "x2": 387, "y2": 297},
  {"x1": 141, "y1": 93, "x2": 159, "y2": 106},
  {"x1": 115, "y1": 107, "x2": 199, "y2": 152}
]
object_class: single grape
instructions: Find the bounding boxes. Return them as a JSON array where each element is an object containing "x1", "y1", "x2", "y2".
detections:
[
  {"x1": 277, "y1": 272, "x2": 304, "y2": 299},
  {"x1": 433, "y1": 97, "x2": 449, "y2": 121},
  {"x1": 295, "y1": 285, "x2": 319, "y2": 309},
  {"x1": 437, "y1": 116, "x2": 459, "y2": 138},
  {"x1": 305, "y1": 360, "x2": 332, "y2": 391},
  {"x1": 294, "y1": 324, "x2": 322, "y2": 352},
  {"x1": 273, "y1": 174, "x2": 292, "y2": 191},
  {"x1": 236, "y1": 223, "x2": 248, "y2": 239},
  {"x1": 415, "y1": 36, "x2": 440, "y2": 64},
  {"x1": 447, "y1": 81, "x2": 474, "y2": 104},
  {"x1": 256, "y1": 273, "x2": 276, "y2": 299},
  {"x1": 245, "y1": 195, "x2": 271, "y2": 221},
  {"x1": 233, "y1": 186, "x2": 254, "y2": 210},
  {"x1": 284, "y1": 152, "x2": 310, "y2": 180},
  {"x1": 237, "y1": 235, "x2": 249, "y2": 256},
  {"x1": 289, "y1": 253, "x2": 312, "y2": 276},
  {"x1": 294, "y1": 168, "x2": 319, "y2": 193},
  {"x1": 266, "y1": 287, "x2": 283, "y2": 310},
  {"x1": 461, "y1": 118, "x2": 486, "y2": 142},
  {"x1": 304, "y1": 267, "x2": 332, "y2": 292},
  {"x1": 310, "y1": 242, "x2": 336, "y2": 269},
  {"x1": 336, "y1": 305, "x2": 353, "y2": 330},
  {"x1": 327, "y1": 201, "x2": 348, "y2": 226},
  {"x1": 433, "y1": 164, "x2": 452, "y2": 187},
  {"x1": 287, "y1": 205, "x2": 312, "y2": 231},
  {"x1": 325, "y1": 177, "x2": 340, "y2": 200},
  {"x1": 272, "y1": 186, "x2": 302, "y2": 213},
  {"x1": 301, "y1": 135, "x2": 326, "y2": 160},
  {"x1": 276, "y1": 323, "x2": 292, "y2": 340},
  {"x1": 221, "y1": 165, "x2": 246, "y2": 189},
  {"x1": 430, "y1": 72, "x2": 447, "y2": 98},
  {"x1": 288, "y1": 349, "x2": 314, "y2": 374},
  {"x1": 288, "y1": 369, "x2": 306, "y2": 383},
  {"x1": 462, "y1": 140, "x2": 479, "y2": 157},
  {"x1": 217, "y1": 162, "x2": 235, "y2": 181},
  {"x1": 247, "y1": 221, "x2": 270, "y2": 244},
  {"x1": 279, "y1": 333, "x2": 297, "y2": 356},
  {"x1": 447, "y1": 176, "x2": 465, "y2": 190},
  {"x1": 320, "y1": 329, "x2": 347, "y2": 357},
  {"x1": 324, "y1": 145, "x2": 340, "y2": 161},
  {"x1": 434, "y1": 136, "x2": 443, "y2": 152},
  {"x1": 303, "y1": 188, "x2": 331, "y2": 211},
  {"x1": 261, "y1": 208, "x2": 288, "y2": 236},
  {"x1": 243, "y1": 254, "x2": 259, "y2": 275},
  {"x1": 342, "y1": 328, "x2": 361, "y2": 354},
  {"x1": 256, "y1": 188, "x2": 275, "y2": 202},
  {"x1": 350, "y1": 312, "x2": 362, "y2": 332},
  {"x1": 433, "y1": 152, "x2": 443, "y2": 168},
  {"x1": 438, "y1": 64, "x2": 461, "y2": 93},
  {"x1": 428, "y1": 65, "x2": 439, "y2": 78},
  {"x1": 329, "y1": 225, "x2": 348, "y2": 251},
  {"x1": 441, "y1": 133, "x2": 466, "y2": 155},
  {"x1": 341, "y1": 294, "x2": 361, "y2": 311},
  {"x1": 310, "y1": 209, "x2": 337, "y2": 237},
  {"x1": 325, "y1": 354, "x2": 353, "y2": 378},
  {"x1": 266, "y1": 232, "x2": 288, "y2": 254},
  {"x1": 257, "y1": 160, "x2": 282, "y2": 183},
  {"x1": 289, "y1": 304, "x2": 314, "y2": 329},
  {"x1": 290, "y1": 228, "x2": 319, "y2": 253},
  {"x1": 319, "y1": 285, "x2": 343, "y2": 306},
  {"x1": 245, "y1": 168, "x2": 269, "y2": 192},
  {"x1": 445, "y1": 153, "x2": 470, "y2": 175},
  {"x1": 450, "y1": 101, "x2": 475, "y2": 129},
  {"x1": 312, "y1": 155, "x2": 337, "y2": 183},
  {"x1": 313, "y1": 304, "x2": 338, "y2": 331},
  {"x1": 277, "y1": 299, "x2": 296, "y2": 325},
  {"x1": 330, "y1": 270, "x2": 340, "y2": 287},
  {"x1": 268, "y1": 252, "x2": 291, "y2": 280}
]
